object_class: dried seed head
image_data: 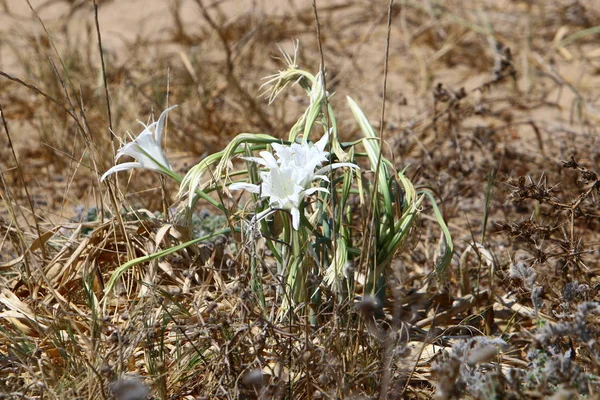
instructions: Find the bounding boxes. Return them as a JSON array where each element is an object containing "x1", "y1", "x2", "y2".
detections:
[
  {"x1": 109, "y1": 375, "x2": 150, "y2": 400},
  {"x1": 467, "y1": 344, "x2": 499, "y2": 365},
  {"x1": 354, "y1": 295, "x2": 381, "y2": 317},
  {"x1": 243, "y1": 368, "x2": 265, "y2": 390}
]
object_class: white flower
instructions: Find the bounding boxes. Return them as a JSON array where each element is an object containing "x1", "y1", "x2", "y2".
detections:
[
  {"x1": 101, "y1": 106, "x2": 177, "y2": 181},
  {"x1": 274, "y1": 133, "x2": 328, "y2": 177},
  {"x1": 246, "y1": 132, "x2": 329, "y2": 180},
  {"x1": 230, "y1": 133, "x2": 358, "y2": 230}
]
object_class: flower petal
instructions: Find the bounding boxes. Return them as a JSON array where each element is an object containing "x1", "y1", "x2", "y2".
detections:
[
  {"x1": 229, "y1": 182, "x2": 260, "y2": 194},
  {"x1": 258, "y1": 151, "x2": 279, "y2": 169},
  {"x1": 135, "y1": 131, "x2": 171, "y2": 169},
  {"x1": 254, "y1": 208, "x2": 275, "y2": 224},
  {"x1": 290, "y1": 207, "x2": 301, "y2": 230},
  {"x1": 314, "y1": 162, "x2": 359, "y2": 177},
  {"x1": 312, "y1": 174, "x2": 330, "y2": 183},
  {"x1": 240, "y1": 156, "x2": 269, "y2": 166},
  {"x1": 315, "y1": 131, "x2": 329, "y2": 152},
  {"x1": 154, "y1": 105, "x2": 178, "y2": 144},
  {"x1": 100, "y1": 162, "x2": 143, "y2": 181},
  {"x1": 271, "y1": 142, "x2": 289, "y2": 157},
  {"x1": 330, "y1": 162, "x2": 360, "y2": 170},
  {"x1": 304, "y1": 187, "x2": 329, "y2": 196}
]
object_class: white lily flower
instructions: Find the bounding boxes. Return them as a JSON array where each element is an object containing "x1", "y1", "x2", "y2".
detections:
[
  {"x1": 272, "y1": 132, "x2": 329, "y2": 181},
  {"x1": 101, "y1": 106, "x2": 177, "y2": 181},
  {"x1": 230, "y1": 134, "x2": 358, "y2": 230}
]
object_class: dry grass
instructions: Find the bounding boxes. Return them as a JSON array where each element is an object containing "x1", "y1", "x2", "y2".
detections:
[{"x1": 1, "y1": 0, "x2": 600, "y2": 398}]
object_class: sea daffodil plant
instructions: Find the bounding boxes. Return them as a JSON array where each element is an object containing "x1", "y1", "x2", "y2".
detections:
[{"x1": 101, "y1": 44, "x2": 453, "y2": 319}]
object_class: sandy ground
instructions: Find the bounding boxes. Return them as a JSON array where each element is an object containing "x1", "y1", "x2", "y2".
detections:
[
  {"x1": 1, "y1": 0, "x2": 282, "y2": 72},
  {"x1": 1, "y1": 0, "x2": 599, "y2": 225},
  {"x1": 3, "y1": 0, "x2": 598, "y2": 117}
]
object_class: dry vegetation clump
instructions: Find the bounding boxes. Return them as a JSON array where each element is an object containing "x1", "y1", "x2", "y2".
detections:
[{"x1": 1, "y1": 0, "x2": 600, "y2": 398}]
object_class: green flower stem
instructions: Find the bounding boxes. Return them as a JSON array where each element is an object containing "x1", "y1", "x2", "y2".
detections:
[
  {"x1": 102, "y1": 227, "x2": 234, "y2": 304},
  {"x1": 162, "y1": 168, "x2": 227, "y2": 214},
  {"x1": 250, "y1": 253, "x2": 265, "y2": 309}
]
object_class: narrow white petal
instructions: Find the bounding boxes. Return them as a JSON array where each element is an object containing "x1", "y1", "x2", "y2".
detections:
[
  {"x1": 304, "y1": 187, "x2": 329, "y2": 196},
  {"x1": 330, "y1": 162, "x2": 360, "y2": 170},
  {"x1": 270, "y1": 143, "x2": 289, "y2": 156},
  {"x1": 115, "y1": 141, "x2": 142, "y2": 161},
  {"x1": 315, "y1": 131, "x2": 329, "y2": 152},
  {"x1": 155, "y1": 105, "x2": 178, "y2": 143},
  {"x1": 254, "y1": 208, "x2": 275, "y2": 224},
  {"x1": 229, "y1": 182, "x2": 260, "y2": 193},
  {"x1": 240, "y1": 156, "x2": 269, "y2": 167},
  {"x1": 100, "y1": 162, "x2": 143, "y2": 181},
  {"x1": 259, "y1": 151, "x2": 279, "y2": 169},
  {"x1": 291, "y1": 207, "x2": 301, "y2": 230},
  {"x1": 312, "y1": 174, "x2": 330, "y2": 183},
  {"x1": 314, "y1": 162, "x2": 359, "y2": 176}
]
